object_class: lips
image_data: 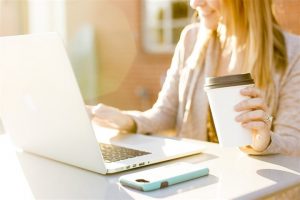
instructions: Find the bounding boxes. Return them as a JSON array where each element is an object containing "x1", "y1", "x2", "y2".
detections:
[
  {"x1": 200, "y1": 11, "x2": 214, "y2": 17},
  {"x1": 197, "y1": 8, "x2": 214, "y2": 17}
]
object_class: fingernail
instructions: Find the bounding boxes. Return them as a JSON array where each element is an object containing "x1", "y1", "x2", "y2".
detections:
[
  {"x1": 242, "y1": 123, "x2": 247, "y2": 127},
  {"x1": 234, "y1": 104, "x2": 240, "y2": 111},
  {"x1": 235, "y1": 115, "x2": 241, "y2": 122},
  {"x1": 240, "y1": 88, "x2": 247, "y2": 94}
]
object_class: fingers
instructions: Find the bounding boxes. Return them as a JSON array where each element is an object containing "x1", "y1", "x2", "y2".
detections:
[
  {"x1": 236, "y1": 109, "x2": 265, "y2": 122},
  {"x1": 92, "y1": 117, "x2": 120, "y2": 129},
  {"x1": 240, "y1": 86, "x2": 265, "y2": 98},
  {"x1": 93, "y1": 103, "x2": 120, "y2": 116},
  {"x1": 235, "y1": 86, "x2": 272, "y2": 152},
  {"x1": 241, "y1": 121, "x2": 266, "y2": 129},
  {"x1": 235, "y1": 97, "x2": 267, "y2": 112},
  {"x1": 85, "y1": 104, "x2": 111, "y2": 119},
  {"x1": 235, "y1": 86, "x2": 267, "y2": 112},
  {"x1": 236, "y1": 110, "x2": 269, "y2": 127},
  {"x1": 235, "y1": 86, "x2": 272, "y2": 130},
  {"x1": 85, "y1": 105, "x2": 94, "y2": 119},
  {"x1": 89, "y1": 104, "x2": 136, "y2": 132}
]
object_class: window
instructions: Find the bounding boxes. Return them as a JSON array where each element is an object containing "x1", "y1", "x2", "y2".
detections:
[{"x1": 142, "y1": 0, "x2": 193, "y2": 53}]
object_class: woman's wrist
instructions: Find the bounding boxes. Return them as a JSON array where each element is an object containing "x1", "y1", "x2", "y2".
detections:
[{"x1": 123, "y1": 114, "x2": 137, "y2": 133}]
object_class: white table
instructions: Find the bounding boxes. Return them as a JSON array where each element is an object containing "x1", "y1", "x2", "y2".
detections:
[{"x1": 1, "y1": 133, "x2": 300, "y2": 199}]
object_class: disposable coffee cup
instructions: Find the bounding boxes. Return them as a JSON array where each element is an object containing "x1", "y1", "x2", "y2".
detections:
[{"x1": 204, "y1": 73, "x2": 254, "y2": 147}]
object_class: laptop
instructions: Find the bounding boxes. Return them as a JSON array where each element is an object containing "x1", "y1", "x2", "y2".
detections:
[{"x1": 0, "y1": 33, "x2": 204, "y2": 174}]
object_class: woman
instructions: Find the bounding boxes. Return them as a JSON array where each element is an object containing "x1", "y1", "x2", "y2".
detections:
[{"x1": 89, "y1": 0, "x2": 300, "y2": 155}]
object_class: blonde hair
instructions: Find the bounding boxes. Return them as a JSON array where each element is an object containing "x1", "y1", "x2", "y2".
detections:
[{"x1": 193, "y1": 0, "x2": 287, "y2": 115}]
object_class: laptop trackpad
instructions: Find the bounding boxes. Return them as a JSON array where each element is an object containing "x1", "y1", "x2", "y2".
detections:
[{"x1": 93, "y1": 126, "x2": 202, "y2": 156}]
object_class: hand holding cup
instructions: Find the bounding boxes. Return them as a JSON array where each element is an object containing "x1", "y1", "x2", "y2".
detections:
[{"x1": 235, "y1": 86, "x2": 272, "y2": 152}]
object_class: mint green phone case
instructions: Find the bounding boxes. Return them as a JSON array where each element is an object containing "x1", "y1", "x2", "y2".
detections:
[{"x1": 119, "y1": 162, "x2": 209, "y2": 192}]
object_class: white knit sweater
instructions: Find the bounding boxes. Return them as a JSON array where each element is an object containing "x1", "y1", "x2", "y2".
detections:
[{"x1": 127, "y1": 23, "x2": 300, "y2": 156}]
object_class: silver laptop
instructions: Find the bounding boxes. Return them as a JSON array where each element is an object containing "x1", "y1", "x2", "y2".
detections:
[{"x1": 0, "y1": 33, "x2": 203, "y2": 174}]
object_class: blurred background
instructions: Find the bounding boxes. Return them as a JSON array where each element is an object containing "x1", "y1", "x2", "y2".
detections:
[{"x1": 0, "y1": 0, "x2": 299, "y2": 114}]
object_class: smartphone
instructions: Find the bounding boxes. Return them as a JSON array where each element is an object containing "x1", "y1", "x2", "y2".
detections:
[{"x1": 119, "y1": 162, "x2": 209, "y2": 192}]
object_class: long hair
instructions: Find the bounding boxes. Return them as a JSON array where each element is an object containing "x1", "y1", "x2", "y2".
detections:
[
  {"x1": 192, "y1": 0, "x2": 287, "y2": 115},
  {"x1": 220, "y1": 0, "x2": 287, "y2": 115}
]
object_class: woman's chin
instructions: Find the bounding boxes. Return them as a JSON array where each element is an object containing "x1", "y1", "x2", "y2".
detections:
[{"x1": 202, "y1": 20, "x2": 218, "y2": 30}]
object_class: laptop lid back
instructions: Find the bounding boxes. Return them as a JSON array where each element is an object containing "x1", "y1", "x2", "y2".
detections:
[{"x1": 0, "y1": 33, "x2": 106, "y2": 174}]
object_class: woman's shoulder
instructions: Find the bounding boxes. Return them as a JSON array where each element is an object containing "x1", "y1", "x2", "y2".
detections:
[
  {"x1": 283, "y1": 30, "x2": 300, "y2": 44},
  {"x1": 181, "y1": 23, "x2": 201, "y2": 36},
  {"x1": 179, "y1": 23, "x2": 200, "y2": 45},
  {"x1": 178, "y1": 23, "x2": 206, "y2": 56},
  {"x1": 281, "y1": 31, "x2": 300, "y2": 84},
  {"x1": 283, "y1": 31, "x2": 300, "y2": 61},
  {"x1": 179, "y1": 22, "x2": 213, "y2": 46}
]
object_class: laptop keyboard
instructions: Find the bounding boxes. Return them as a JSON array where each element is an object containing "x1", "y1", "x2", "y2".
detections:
[{"x1": 99, "y1": 143, "x2": 151, "y2": 163}]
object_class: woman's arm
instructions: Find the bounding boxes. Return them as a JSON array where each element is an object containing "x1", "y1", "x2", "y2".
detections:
[
  {"x1": 237, "y1": 56, "x2": 300, "y2": 156},
  {"x1": 91, "y1": 25, "x2": 197, "y2": 134},
  {"x1": 124, "y1": 32, "x2": 185, "y2": 134},
  {"x1": 125, "y1": 24, "x2": 199, "y2": 134},
  {"x1": 263, "y1": 56, "x2": 300, "y2": 155}
]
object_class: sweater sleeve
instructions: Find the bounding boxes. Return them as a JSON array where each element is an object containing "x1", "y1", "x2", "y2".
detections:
[{"x1": 263, "y1": 54, "x2": 300, "y2": 155}]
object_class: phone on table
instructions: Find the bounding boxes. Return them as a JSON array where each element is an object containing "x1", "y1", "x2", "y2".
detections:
[{"x1": 119, "y1": 162, "x2": 209, "y2": 192}]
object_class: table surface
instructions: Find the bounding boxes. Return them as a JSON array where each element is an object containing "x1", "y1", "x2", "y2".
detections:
[{"x1": 1, "y1": 132, "x2": 300, "y2": 200}]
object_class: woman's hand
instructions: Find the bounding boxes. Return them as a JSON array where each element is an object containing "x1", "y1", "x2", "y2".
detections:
[
  {"x1": 234, "y1": 86, "x2": 272, "y2": 152},
  {"x1": 86, "y1": 104, "x2": 136, "y2": 133}
]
